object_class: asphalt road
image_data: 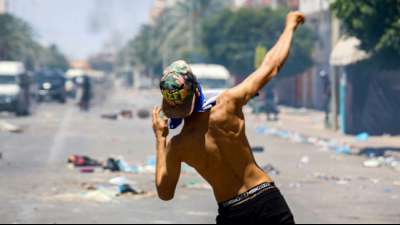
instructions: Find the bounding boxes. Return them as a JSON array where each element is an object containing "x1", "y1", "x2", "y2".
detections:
[{"x1": 0, "y1": 87, "x2": 399, "y2": 224}]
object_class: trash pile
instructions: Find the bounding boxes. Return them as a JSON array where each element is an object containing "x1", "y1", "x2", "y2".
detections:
[
  {"x1": 67, "y1": 154, "x2": 159, "y2": 174},
  {"x1": 256, "y1": 125, "x2": 400, "y2": 172},
  {"x1": 363, "y1": 155, "x2": 400, "y2": 171},
  {"x1": 65, "y1": 155, "x2": 157, "y2": 203},
  {"x1": 256, "y1": 126, "x2": 353, "y2": 156},
  {"x1": 66, "y1": 177, "x2": 148, "y2": 203},
  {"x1": 67, "y1": 154, "x2": 195, "y2": 175}
]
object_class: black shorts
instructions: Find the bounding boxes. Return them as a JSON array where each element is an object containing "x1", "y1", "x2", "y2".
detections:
[{"x1": 217, "y1": 183, "x2": 295, "y2": 224}]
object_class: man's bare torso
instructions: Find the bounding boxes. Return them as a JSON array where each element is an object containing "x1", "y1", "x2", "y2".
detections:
[{"x1": 171, "y1": 93, "x2": 273, "y2": 202}]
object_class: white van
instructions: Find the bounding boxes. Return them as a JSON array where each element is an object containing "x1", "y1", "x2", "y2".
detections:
[
  {"x1": 0, "y1": 61, "x2": 31, "y2": 116},
  {"x1": 190, "y1": 64, "x2": 233, "y2": 99}
]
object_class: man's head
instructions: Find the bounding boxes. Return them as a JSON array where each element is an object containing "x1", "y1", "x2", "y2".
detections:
[{"x1": 160, "y1": 60, "x2": 198, "y2": 119}]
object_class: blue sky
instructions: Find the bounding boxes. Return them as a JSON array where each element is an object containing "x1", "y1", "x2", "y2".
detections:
[{"x1": 9, "y1": 0, "x2": 154, "y2": 59}]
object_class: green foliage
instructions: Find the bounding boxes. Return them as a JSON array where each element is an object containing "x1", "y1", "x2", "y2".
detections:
[
  {"x1": 331, "y1": 0, "x2": 400, "y2": 57},
  {"x1": 203, "y1": 7, "x2": 315, "y2": 78},
  {"x1": 0, "y1": 14, "x2": 69, "y2": 71},
  {"x1": 255, "y1": 46, "x2": 267, "y2": 69},
  {"x1": 118, "y1": 0, "x2": 232, "y2": 77}
]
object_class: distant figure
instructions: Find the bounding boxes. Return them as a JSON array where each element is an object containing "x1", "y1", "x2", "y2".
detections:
[
  {"x1": 265, "y1": 89, "x2": 279, "y2": 121},
  {"x1": 322, "y1": 73, "x2": 331, "y2": 126},
  {"x1": 79, "y1": 75, "x2": 92, "y2": 111}
]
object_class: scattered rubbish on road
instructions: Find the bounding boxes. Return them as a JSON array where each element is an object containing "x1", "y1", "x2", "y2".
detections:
[
  {"x1": 356, "y1": 132, "x2": 369, "y2": 142},
  {"x1": 137, "y1": 109, "x2": 150, "y2": 119},
  {"x1": 81, "y1": 183, "x2": 97, "y2": 191},
  {"x1": 363, "y1": 158, "x2": 384, "y2": 168},
  {"x1": 261, "y1": 164, "x2": 280, "y2": 176},
  {"x1": 118, "y1": 184, "x2": 140, "y2": 195},
  {"x1": 335, "y1": 146, "x2": 351, "y2": 155},
  {"x1": 0, "y1": 121, "x2": 23, "y2": 133},
  {"x1": 80, "y1": 168, "x2": 95, "y2": 173},
  {"x1": 68, "y1": 155, "x2": 101, "y2": 167},
  {"x1": 104, "y1": 158, "x2": 120, "y2": 172},
  {"x1": 384, "y1": 188, "x2": 393, "y2": 194},
  {"x1": 313, "y1": 173, "x2": 352, "y2": 185},
  {"x1": 370, "y1": 179, "x2": 380, "y2": 184},
  {"x1": 101, "y1": 113, "x2": 119, "y2": 120},
  {"x1": 300, "y1": 156, "x2": 310, "y2": 165},
  {"x1": 291, "y1": 133, "x2": 307, "y2": 144},
  {"x1": 83, "y1": 189, "x2": 117, "y2": 203},
  {"x1": 251, "y1": 146, "x2": 265, "y2": 153},
  {"x1": 256, "y1": 126, "x2": 269, "y2": 135},
  {"x1": 289, "y1": 183, "x2": 302, "y2": 189},
  {"x1": 120, "y1": 110, "x2": 134, "y2": 119},
  {"x1": 109, "y1": 177, "x2": 143, "y2": 195}
]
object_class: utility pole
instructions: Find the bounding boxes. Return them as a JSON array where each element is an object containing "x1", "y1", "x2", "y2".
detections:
[{"x1": 330, "y1": 15, "x2": 340, "y2": 131}]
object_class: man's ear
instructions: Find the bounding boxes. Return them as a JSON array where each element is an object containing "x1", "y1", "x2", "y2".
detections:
[{"x1": 195, "y1": 88, "x2": 200, "y2": 97}]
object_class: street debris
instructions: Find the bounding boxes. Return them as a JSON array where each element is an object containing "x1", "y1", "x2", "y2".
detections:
[
  {"x1": 335, "y1": 146, "x2": 351, "y2": 155},
  {"x1": 101, "y1": 110, "x2": 134, "y2": 121},
  {"x1": 356, "y1": 132, "x2": 369, "y2": 142},
  {"x1": 255, "y1": 126, "x2": 354, "y2": 156},
  {"x1": 137, "y1": 109, "x2": 150, "y2": 119},
  {"x1": 363, "y1": 158, "x2": 384, "y2": 168},
  {"x1": 289, "y1": 183, "x2": 302, "y2": 189},
  {"x1": 261, "y1": 164, "x2": 280, "y2": 176},
  {"x1": 120, "y1": 110, "x2": 134, "y2": 119},
  {"x1": 251, "y1": 146, "x2": 265, "y2": 153},
  {"x1": 68, "y1": 155, "x2": 101, "y2": 167},
  {"x1": 300, "y1": 156, "x2": 310, "y2": 165},
  {"x1": 0, "y1": 120, "x2": 23, "y2": 133},
  {"x1": 101, "y1": 113, "x2": 119, "y2": 120},
  {"x1": 313, "y1": 173, "x2": 352, "y2": 185}
]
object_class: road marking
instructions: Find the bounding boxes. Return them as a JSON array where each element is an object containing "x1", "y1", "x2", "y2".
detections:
[{"x1": 48, "y1": 106, "x2": 74, "y2": 163}]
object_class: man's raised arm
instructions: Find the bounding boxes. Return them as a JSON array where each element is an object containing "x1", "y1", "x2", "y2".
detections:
[{"x1": 227, "y1": 12, "x2": 305, "y2": 107}]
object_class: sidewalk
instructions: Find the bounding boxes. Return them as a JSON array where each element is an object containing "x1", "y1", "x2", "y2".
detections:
[{"x1": 257, "y1": 106, "x2": 400, "y2": 156}]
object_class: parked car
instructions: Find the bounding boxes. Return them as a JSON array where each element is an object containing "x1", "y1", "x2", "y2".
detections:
[
  {"x1": 0, "y1": 61, "x2": 32, "y2": 116},
  {"x1": 35, "y1": 69, "x2": 67, "y2": 103}
]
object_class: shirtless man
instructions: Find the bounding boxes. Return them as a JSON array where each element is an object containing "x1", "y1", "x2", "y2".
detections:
[{"x1": 152, "y1": 11, "x2": 305, "y2": 224}]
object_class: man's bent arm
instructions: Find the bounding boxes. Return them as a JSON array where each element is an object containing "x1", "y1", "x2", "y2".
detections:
[
  {"x1": 227, "y1": 12, "x2": 305, "y2": 107},
  {"x1": 155, "y1": 137, "x2": 181, "y2": 201}
]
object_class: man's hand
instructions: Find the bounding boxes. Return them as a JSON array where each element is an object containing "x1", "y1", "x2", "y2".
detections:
[
  {"x1": 225, "y1": 11, "x2": 303, "y2": 107},
  {"x1": 286, "y1": 11, "x2": 305, "y2": 31},
  {"x1": 152, "y1": 107, "x2": 169, "y2": 139}
]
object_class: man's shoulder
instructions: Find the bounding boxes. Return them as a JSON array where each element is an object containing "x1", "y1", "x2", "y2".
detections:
[{"x1": 214, "y1": 90, "x2": 241, "y2": 113}]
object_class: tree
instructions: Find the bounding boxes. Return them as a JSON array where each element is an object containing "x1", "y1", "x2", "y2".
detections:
[
  {"x1": 117, "y1": 0, "x2": 232, "y2": 77},
  {"x1": 331, "y1": 0, "x2": 400, "y2": 59},
  {"x1": 203, "y1": 7, "x2": 314, "y2": 78},
  {"x1": 0, "y1": 14, "x2": 36, "y2": 66},
  {"x1": 0, "y1": 14, "x2": 69, "y2": 71},
  {"x1": 40, "y1": 45, "x2": 69, "y2": 71}
]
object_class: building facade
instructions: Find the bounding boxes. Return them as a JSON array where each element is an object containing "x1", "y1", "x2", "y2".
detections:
[
  {"x1": 0, "y1": 0, "x2": 8, "y2": 14},
  {"x1": 276, "y1": 0, "x2": 331, "y2": 110}
]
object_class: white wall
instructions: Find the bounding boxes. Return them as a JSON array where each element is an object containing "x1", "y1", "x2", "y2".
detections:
[{"x1": 299, "y1": 0, "x2": 330, "y2": 14}]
